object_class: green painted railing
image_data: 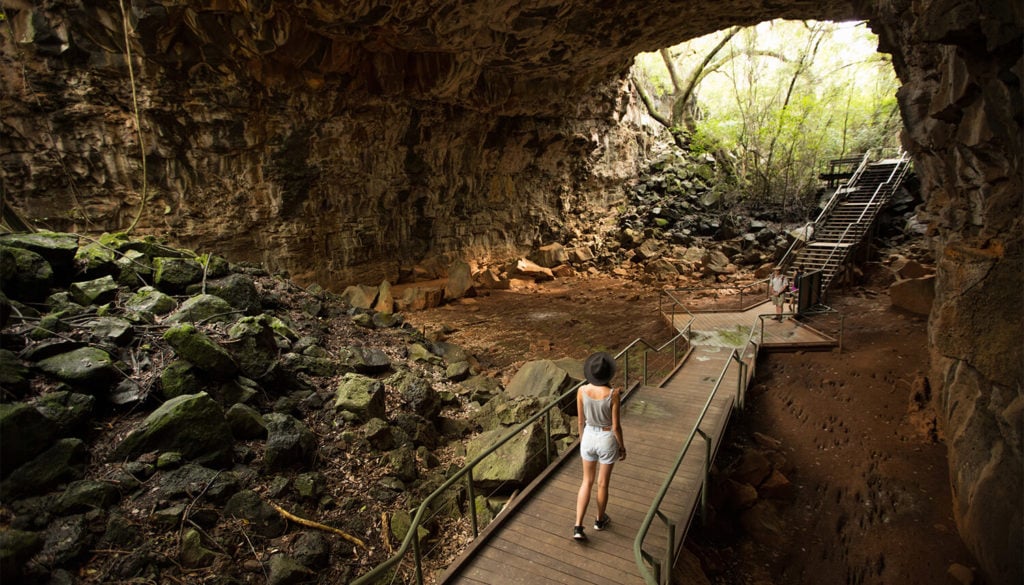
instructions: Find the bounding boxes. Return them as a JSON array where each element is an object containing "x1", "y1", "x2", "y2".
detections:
[
  {"x1": 351, "y1": 327, "x2": 693, "y2": 585},
  {"x1": 632, "y1": 319, "x2": 760, "y2": 585}
]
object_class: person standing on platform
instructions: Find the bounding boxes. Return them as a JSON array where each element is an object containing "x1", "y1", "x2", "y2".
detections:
[
  {"x1": 769, "y1": 267, "x2": 789, "y2": 321},
  {"x1": 573, "y1": 352, "x2": 626, "y2": 541}
]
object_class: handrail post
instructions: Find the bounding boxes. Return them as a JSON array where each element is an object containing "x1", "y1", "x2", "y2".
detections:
[
  {"x1": 413, "y1": 529, "x2": 424, "y2": 585},
  {"x1": 697, "y1": 429, "x2": 711, "y2": 526},
  {"x1": 741, "y1": 358, "x2": 749, "y2": 409},
  {"x1": 643, "y1": 351, "x2": 648, "y2": 386},
  {"x1": 467, "y1": 469, "x2": 478, "y2": 537},
  {"x1": 544, "y1": 410, "x2": 552, "y2": 466},
  {"x1": 623, "y1": 353, "x2": 630, "y2": 389},
  {"x1": 663, "y1": 519, "x2": 676, "y2": 585}
]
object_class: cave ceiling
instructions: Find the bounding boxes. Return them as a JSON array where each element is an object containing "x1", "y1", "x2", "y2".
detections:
[{"x1": 67, "y1": 0, "x2": 862, "y2": 115}]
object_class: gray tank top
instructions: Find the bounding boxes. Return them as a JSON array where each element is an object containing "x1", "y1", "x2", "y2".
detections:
[{"x1": 582, "y1": 388, "x2": 613, "y2": 428}]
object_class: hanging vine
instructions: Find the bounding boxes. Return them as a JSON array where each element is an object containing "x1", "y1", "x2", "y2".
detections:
[{"x1": 119, "y1": 0, "x2": 148, "y2": 234}]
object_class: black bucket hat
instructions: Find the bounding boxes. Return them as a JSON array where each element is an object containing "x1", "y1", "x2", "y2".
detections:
[{"x1": 584, "y1": 352, "x2": 615, "y2": 386}]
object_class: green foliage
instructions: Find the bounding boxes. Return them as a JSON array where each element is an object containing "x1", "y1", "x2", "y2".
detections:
[{"x1": 633, "y1": 20, "x2": 900, "y2": 216}]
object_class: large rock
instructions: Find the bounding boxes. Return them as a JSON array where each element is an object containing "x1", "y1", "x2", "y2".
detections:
[
  {"x1": 889, "y1": 274, "x2": 935, "y2": 315},
  {"x1": 263, "y1": 413, "x2": 316, "y2": 472},
  {"x1": 0, "y1": 349, "x2": 30, "y2": 397},
  {"x1": 505, "y1": 359, "x2": 578, "y2": 410},
  {"x1": 0, "y1": 402, "x2": 59, "y2": 477},
  {"x1": 153, "y1": 257, "x2": 204, "y2": 293},
  {"x1": 531, "y1": 243, "x2": 569, "y2": 268},
  {"x1": 0, "y1": 245, "x2": 53, "y2": 301},
  {"x1": 0, "y1": 232, "x2": 78, "y2": 275},
  {"x1": 69, "y1": 275, "x2": 119, "y2": 306},
  {"x1": 164, "y1": 294, "x2": 237, "y2": 324},
  {"x1": 0, "y1": 438, "x2": 88, "y2": 500},
  {"x1": 466, "y1": 423, "x2": 549, "y2": 492},
  {"x1": 444, "y1": 259, "x2": 474, "y2": 301},
  {"x1": 36, "y1": 347, "x2": 117, "y2": 388},
  {"x1": 163, "y1": 324, "x2": 239, "y2": 378},
  {"x1": 124, "y1": 286, "x2": 178, "y2": 315},
  {"x1": 334, "y1": 374, "x2": 386, "y2": 422},
  {"x1": 111, "y1": 392, "x2": 233, "y2": 468},
  {"x1": 189, "y1": 273, "x2": 260, "y2": 314}
]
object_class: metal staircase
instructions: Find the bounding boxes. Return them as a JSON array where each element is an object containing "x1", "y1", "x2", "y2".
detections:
[{"x1": 785, "y1": 151, "x2": 912, "y2": 297}]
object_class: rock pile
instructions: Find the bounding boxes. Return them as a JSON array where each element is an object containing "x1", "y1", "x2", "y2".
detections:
[{"x1": 0, "y1": 231, "x2": 586, "y2": 584}]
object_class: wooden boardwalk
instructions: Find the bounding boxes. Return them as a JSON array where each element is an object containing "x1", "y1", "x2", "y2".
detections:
[{"x1": 438, "y1": 302, "x2": 835, "y2": 585}]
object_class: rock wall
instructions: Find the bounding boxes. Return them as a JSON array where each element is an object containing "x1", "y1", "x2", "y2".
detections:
[
  {"x1": 0, "y1": 1, "x2": 1020, "y2": 583},
  {"x1": 870, "y1": 2, "x2": 1023, "y2": 584}
]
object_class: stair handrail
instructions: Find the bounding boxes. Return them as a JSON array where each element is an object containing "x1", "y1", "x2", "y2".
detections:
[
  {"x1": 856, "y1": 153, "x2": 909, "y2": 223},
  {"x1": 808, "y1": 153, "x2": 913, "y2": 290},
  {"x1": 778, "y1": 150, "x2": 874, "y2": 271},
  {"x1": 814, "y1": 150, "x2": 873, "y2": 227},
  {"x1": 352, "y1": 328, "x2": 692, "y2": 585}
]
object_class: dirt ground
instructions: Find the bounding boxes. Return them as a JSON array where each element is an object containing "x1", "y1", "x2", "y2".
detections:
[{"x1": 403, "y1": 272, "x2": 981, "y2": 585}]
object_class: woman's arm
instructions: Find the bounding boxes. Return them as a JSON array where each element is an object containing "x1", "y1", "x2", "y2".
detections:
[
  {"x1": 577, "y1": 388, "x2": 586, "y2": 438},
  {"x1": 611, "y1": 387, "x2": 626, "y2": 460}
]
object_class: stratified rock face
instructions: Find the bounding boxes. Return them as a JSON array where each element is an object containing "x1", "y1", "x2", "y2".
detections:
[
  {"x1": 0, "y1": 1, "x2": 1020, "y2": 583},
  {"x1": 869, "y1": 3, "x2": 1022, "y2": 584},
  {"x1": 0, "y1": 1, "x2": 852, "y2": 287}
]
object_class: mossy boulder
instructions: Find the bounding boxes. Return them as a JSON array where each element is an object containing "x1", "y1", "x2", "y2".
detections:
[
  {"x1": 70, "y1": 275, "x2": 119, "y2": 306},
  {"x1": 89, "y1": 316, "x2": 134, "y2": 345},
  {"x1": 465, "y1": 423, "x2": 548, "y2": 492},
  {"x1": 189, "y1": 273, "x2": 259, "y2": 313},
  {"x1": 225, "y1": 403, "x2": 267, "y2": 440},
  {"x1": 0, "y1": 349, "x2": 30, "y2": 398},
  {"x1": 35, "y1": 391, "x2": 96, "y2": 436},
  {"x1": 0, "y1": 245, "x2": 53, "y2": 301},
  {"x1": 153, "y1": 257, "x2": 204, "y2": 293},
  {"x1": 0, "y1": 438, "x2": 88, "y2": 500},
  {"x1": 160, "y1": 360, "x2": 203, "y2": 399},
  {"x1": 111, "y1": 392, "x2": 233, "y2": 468},
  {"x1": 74, "y1": 239, "x2": 118, "y2": 277},
  {"x1": 263, "y1": 413, "x2": 316, "y2": 472},
  {"x1": 0, "y1": 231, "x2": 78, "y2": 274},
  {"x1": 334, "y1": 374, "x2": 386, "y2": 422},
  {"x1": 0, "y1": 528, "x2": 44, "y2": 583},
  {"x1": 226, "y1": 316, "x2": 279, "y2": 380},
  {"x1": 36, "y1": 347, "x2": 117, "y2": 388},
  {"x1": 164, "y1": 294, "x2": 236, "y2": 325},
  {"x1": 390, "y1": 509, "x2": 429, "y2": 546},
  {"x1": 124, "y1": 286, "x2": 177, "y2": 315},
  {"x1": 163, "y1": 324, "x2": 238, "y2": 378},
  {"x1": 0, "y1": 402, "x2": 60, "y2": 477},
  {"x1": 115, "y1": 249, "x2": 154, "y2": 287}
]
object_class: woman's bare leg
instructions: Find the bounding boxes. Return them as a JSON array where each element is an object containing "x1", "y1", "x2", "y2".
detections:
[
  {"x1": 595, "y1": 462, "x2": 614, "y2": 520},
  {"x1": 576, "y1": 458, "x2": 597, "y2": 526}
]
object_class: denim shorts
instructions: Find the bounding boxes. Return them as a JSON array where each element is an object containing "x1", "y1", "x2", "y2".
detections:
[{"x1": 580, "y1": 426, "x2": 619, "y2": 465}]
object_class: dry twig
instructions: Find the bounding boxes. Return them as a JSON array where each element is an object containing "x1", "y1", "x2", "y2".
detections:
[{"x1": 269, "y1": 502, "x2": 366, "y2": 548}]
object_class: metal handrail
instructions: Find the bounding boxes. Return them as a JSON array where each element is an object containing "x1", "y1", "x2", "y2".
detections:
[
  {"x1": 632, "y1": 335, "x2": 756, "y2": 585},
  {"x1": 630, "y1": 309, "x2": 770, "y2": 581},
  {"x1": 351, "y1": 331, "x2": 691, "y2": 585},
  {"x1": 661, "y1": 280, "x2": 768, "y2": 315}
]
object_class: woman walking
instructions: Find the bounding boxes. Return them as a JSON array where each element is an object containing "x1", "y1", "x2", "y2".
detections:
[{"x1": 573, "y1": 351, "x2": 626, "y2": 541}]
